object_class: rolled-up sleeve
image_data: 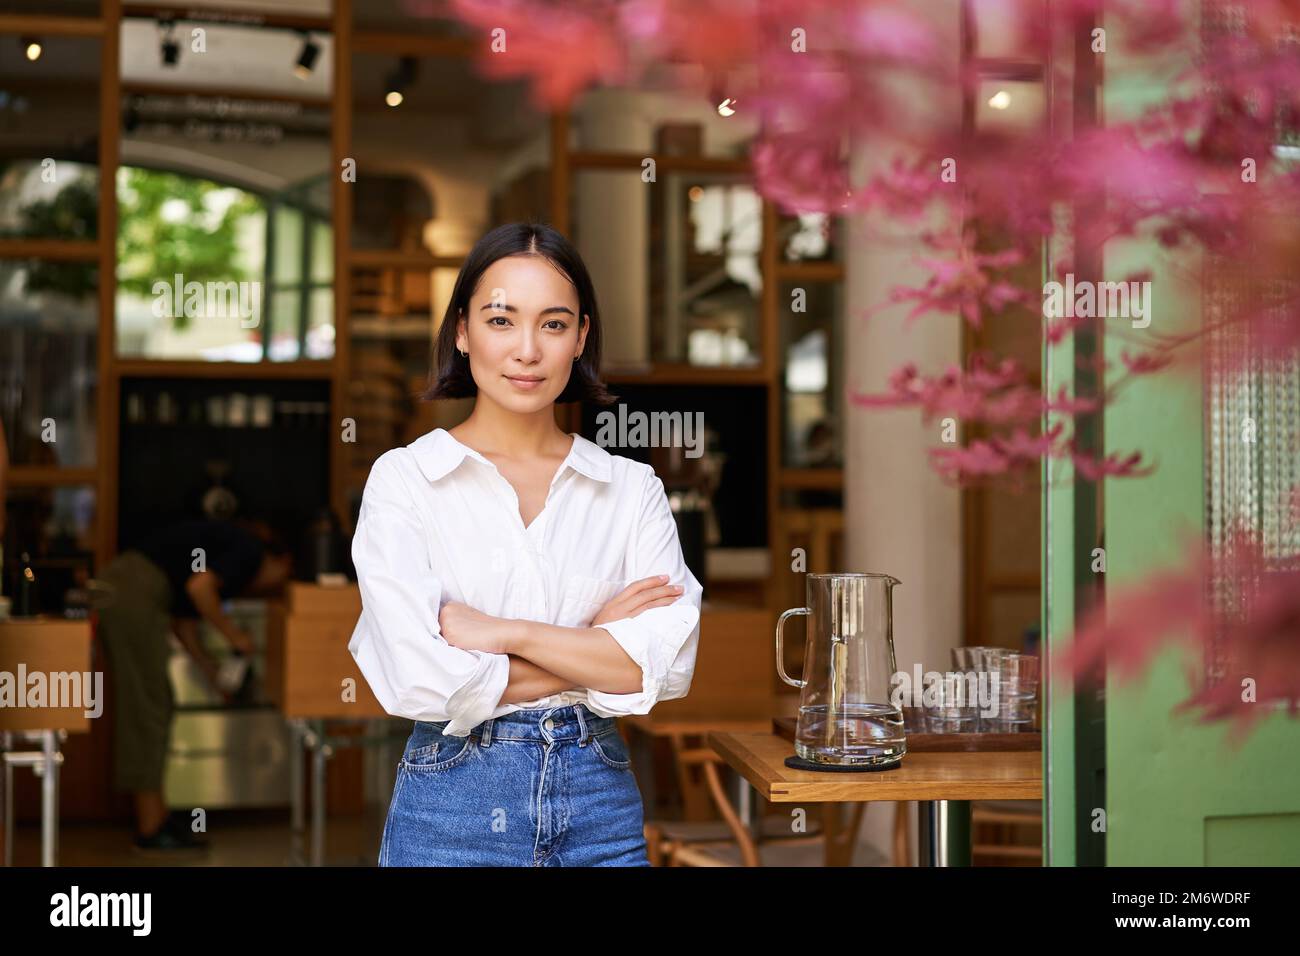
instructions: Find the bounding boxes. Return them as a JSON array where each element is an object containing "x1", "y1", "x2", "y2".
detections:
[
  {"x1": 585, "y1": 469, "x2": 703, "y2": 717},
  {"x1": 347, "y1": 452, "x2": 510, "y2": 736}
]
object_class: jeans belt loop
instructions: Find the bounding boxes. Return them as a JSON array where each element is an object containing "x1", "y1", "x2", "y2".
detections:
[
  {"x1": 575, "y1": 705, "x2": 589, "y2": 746},
  {"x1": 480, "y1": 717, "x2": 494, "y2": 748}
]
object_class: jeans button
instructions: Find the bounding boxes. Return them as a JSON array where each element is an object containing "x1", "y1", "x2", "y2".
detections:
[{"x1": 543, "y1": 718, "x2": 554, "y2": 731}]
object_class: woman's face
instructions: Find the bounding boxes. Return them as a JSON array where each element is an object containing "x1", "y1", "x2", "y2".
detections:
[{"x1": 456, "y1": 254, "x2": 589, "y2": 415}]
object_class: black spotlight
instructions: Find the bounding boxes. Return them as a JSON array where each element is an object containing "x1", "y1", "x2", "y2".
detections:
[
  {"x1": 294, "y1": 32, "x2": 320, "y2": 80},
  {"x1": 159, "y1": 19, "x2": 179, "y2": 67},
  {"x1": 384, "y1": 56, "x2": 417, "y2": 108}
]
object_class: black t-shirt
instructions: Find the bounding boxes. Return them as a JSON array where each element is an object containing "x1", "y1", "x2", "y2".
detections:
[{"x1": 137, "y1": 519, "x2": 266, "y2": 618}]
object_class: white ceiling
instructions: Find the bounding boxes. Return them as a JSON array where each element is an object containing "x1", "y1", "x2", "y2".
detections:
[{"x1": 121, "y1": 18, "x2": 334, "y2": 99}]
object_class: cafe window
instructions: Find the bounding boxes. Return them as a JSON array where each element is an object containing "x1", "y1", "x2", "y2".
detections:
[
  {"x1": 0, "y1": 260, "x2": 98, "y2": 468},
  {"x1": 115, "y1": 167, "x2": 333, "y2": 361},
  {"x1": 265, "y1": 176, "x2": 334, "y2": 361}
]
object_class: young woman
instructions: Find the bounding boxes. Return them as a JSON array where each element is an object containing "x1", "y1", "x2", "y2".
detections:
[{"x1": 349, "y1": 221, "x2": 703, "y2": 867}]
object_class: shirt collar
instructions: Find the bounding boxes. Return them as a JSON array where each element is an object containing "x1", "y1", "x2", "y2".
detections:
[{"x1": 409, "y1": 429, "x2": 612, "y2": 484}]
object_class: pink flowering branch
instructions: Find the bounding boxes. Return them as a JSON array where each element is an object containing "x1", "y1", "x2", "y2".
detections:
[
  {"x1": 1058, "y1": 526, "x2": 1300, "y2": 747},
  {"x1": 421, "y1": 0, "x2": 1300, "y2": 741}
]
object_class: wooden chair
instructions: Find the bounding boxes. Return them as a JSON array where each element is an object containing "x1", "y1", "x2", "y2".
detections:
[
  {"x1": 644, "y1": 745, "x2": 887, "y2": 866},
  {"x1": 971, "y1": 800, "x2": 1042, "y2": 865}
]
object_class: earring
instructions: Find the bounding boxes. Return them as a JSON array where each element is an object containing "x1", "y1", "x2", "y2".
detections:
[
  {"x1": 573, "y1": 355, "x2": 579, "y2": 362},
  {"x1": 460, "y1": 348, "x2": 468, "y2": 358}
]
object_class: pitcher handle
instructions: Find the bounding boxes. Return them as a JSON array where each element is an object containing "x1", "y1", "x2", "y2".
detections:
[{"x1": 775, "y1": 607, "x2": 811, "y2": 688}]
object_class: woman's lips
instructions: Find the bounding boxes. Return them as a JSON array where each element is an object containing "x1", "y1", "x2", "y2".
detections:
[{"x1": 505, "y1": 375, "x2": 545, "y2": 391}]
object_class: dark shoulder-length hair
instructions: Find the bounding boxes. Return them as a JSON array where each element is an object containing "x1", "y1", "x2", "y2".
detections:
[{"x1": 422, "y1": 221, "x2": 616, "y2": 405}]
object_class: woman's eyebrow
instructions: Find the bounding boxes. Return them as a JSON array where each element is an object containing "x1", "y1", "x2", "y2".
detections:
[{"x1": 478, "y1": 303, "x2": 575, "y2": 316}]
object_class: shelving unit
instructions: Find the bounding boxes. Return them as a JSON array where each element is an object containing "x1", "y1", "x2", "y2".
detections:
[{"x1": 0, "y1": 1, "x2": 848, "y2": 619}]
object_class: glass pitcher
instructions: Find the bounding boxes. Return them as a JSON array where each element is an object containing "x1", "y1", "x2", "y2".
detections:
[{"x1": 776, "y1": 573, "x2": 907, "y2": 767}]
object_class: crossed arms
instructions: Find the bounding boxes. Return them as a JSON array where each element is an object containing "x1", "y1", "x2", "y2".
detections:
[{"x1": 436, "y1": 575, "x2": 685, "y2": 704}]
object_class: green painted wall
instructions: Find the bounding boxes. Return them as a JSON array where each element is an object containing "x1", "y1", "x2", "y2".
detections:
[
  {"x1": 1045, "y1": 2, "x2": 1300, "y2": 864},
  {"x1": 1097, "y1": 2, "x2": 1300, "y2": 867},
  {"x1": 1043, "y1": 251, "x2": 1077, "y2": 866}
]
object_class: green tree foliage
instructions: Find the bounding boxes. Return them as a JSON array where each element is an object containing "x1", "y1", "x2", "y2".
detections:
[
  {"x1": 116, "y1": 167, "x2": 262, "y2": 329},
  {"x1": 2, "y1": 161, "x2": 99, "y2": 300}
]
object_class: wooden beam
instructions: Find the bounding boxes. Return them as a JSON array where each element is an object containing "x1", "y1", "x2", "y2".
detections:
[
  {"x1": 347, "y1": 249, "x2": 462, "y2": 270},
  {"x1": 352, "y1": 31, "x2": 476, "y2": 58},
  {"x1": 971, "y1": 57, "x2": 1047, "y2": 82},
  {"x1": 569, "y1": 151, "x2": 750, "y2": 175},
  {"x1": 602, "y1": 365, "x2": 768, "y2": 387},
  {"x1": 0, "y1": 14, "x2": 104, "y2": 36},
  {"x1": 0, "y1": 240, "x2": 99, "y2": 262},
  {"x1": 8, "y1": 467, "x2": 99, "y2": 488},
  {"x1": 762, "y1": 196, "x2": 781, "y2": 622},
  {"x1": 114, "y1": 359, "x2": 334, "y2": 379},
  {"x1": 778, "y1": 468, "x2": 844, "y2": 491},
  {"x1": 98, "y1": 0, "x2": 122, "y2": 567},
  {"x1": 331, "y1": 0, "x2": 353, "y2": 529},
  {"x1": 774, "y1": 260, "x2": 845, "y2": 283}
]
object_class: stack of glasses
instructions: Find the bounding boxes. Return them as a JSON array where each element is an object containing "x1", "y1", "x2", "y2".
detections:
[
  {"x1": 922, "y1": 647, "x2": 1040, "y2": 733},
  {"x1": 988, "y1": 650, "x2": 1040, "y2": 732}
]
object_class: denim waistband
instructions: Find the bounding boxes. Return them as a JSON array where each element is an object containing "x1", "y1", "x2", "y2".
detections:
[{"x1": 417, "y1": 703, "x2": 618, "y2": 745}]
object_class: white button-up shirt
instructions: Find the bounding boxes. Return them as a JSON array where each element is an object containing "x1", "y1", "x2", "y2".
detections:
[{"x1": 348, "y1": 427, "x2": 704, "y2": 736}]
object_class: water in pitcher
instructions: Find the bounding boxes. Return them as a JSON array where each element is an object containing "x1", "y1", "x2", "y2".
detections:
[{"x1": 795, "y1": 703, "x2": 907, "y2": 766}]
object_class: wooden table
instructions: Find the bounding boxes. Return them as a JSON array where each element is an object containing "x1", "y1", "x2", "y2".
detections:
[
  {"x1": 265, "y1": 583, "x2": 404, "y2": 866},
  {"x1": 709, "y1": 731, "x2": 1042, "y2": 866},
  {"x1": 622, "y1": 696, "x2": 800, "y2": 824}
]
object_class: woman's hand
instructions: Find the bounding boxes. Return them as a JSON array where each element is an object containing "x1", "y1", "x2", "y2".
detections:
[
  {"x1": 438, "y1": 602, "x2": 519, "y2": 655},
  {"x1": 591, "y1": 575, "x2": 684, "y2": 626}
]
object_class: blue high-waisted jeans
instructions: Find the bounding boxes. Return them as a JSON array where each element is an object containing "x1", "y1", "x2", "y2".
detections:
[{"x1": 379, "y1": 703, "x2": 651, "y2": 866}]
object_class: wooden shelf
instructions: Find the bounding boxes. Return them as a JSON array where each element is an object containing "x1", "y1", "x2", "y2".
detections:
[
  {"x1": 114, "y1": 359, "x2": 334, "y2": 379},
  {"x1": 778, "y1": 468, "x2": 843, "y2": 490},
  {"x1": 569, "y1": 151, "x2": 750, "y2": 175},
  {"x1": 0, "y1": 239, "x2": 99, "y2": 262},
  {"x1": 8, "y1": 466, "x2": 98, "y2": 488},
  {"x1": 603, "y1": 364, "x2": 769, "y2": 386},
  {"x1": 774, "y1": 259, "x2": 845, "y2": 283},
  {"x1": 352, "y1": 31, "x2": 477, "y2": 58},
  {"x1": 970, "y1": 57, "x2": 1046, "y2": 81},
  {"x1": 0, "y1": 14, "x2": 104, "y2": 36},
  {"x1": 348, "y1": 249, "x2": 463, "y2": 270},
  {"x1": 351, "y1": 316, "x2": 434, "y2": 340}
]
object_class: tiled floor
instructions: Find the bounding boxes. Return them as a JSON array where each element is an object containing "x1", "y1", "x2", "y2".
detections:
[
  {"x1": 5, "y1": 806, "x2": 388, "y2": 867},
  {"x1": 7, "y1": 805, "x2": 980, "y2": 867}
]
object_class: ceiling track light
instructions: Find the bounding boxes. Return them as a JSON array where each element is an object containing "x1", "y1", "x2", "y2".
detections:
[
  {"x1": 294, "y1": 31, "x2": 321, "y2": 80},
  {"x1": 158, "y1": 18, "x2": 180, "y2": 68},
  {"x1": 21, "y1": 36, "x2": 42, "y2": 62},
  {"x1": 384, "y1": 56, "x2": 417, "y2": 108}
]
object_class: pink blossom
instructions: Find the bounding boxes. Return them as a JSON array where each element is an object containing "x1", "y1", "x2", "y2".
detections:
[{"x1": 448, "y1": 0, "x2": 630, "y2": 108}]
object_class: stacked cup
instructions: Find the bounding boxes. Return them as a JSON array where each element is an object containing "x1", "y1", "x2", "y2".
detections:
[
  {"x1": 947, "y1": 647, "x2": 1040, "y2": 732},
  {"x1": 987, "y1": 651, "x2": 1039, "y2": 732},
  {"x1": 924, "y1": 649, "x2": 982, "y2": 733}
]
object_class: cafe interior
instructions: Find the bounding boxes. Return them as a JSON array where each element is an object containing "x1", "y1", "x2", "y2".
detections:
[{"x1": 6, "y1": 0, "x2": 1291, "y2": 870}]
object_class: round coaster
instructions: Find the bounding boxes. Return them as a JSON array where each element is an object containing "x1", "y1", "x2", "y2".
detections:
[{"x1": 784, "y1": 754, "x2": 903, "y2": 773}]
